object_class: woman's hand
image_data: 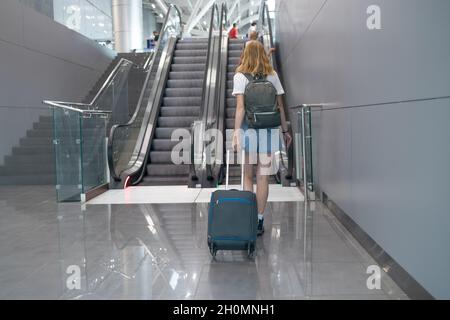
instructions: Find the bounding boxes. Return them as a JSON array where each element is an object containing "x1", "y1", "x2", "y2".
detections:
[
  {"x1": 283, "y1": 131, "x2": 293, "y2": 148},
  {"x1": 232, "y1": 130, "x2": 241, "y2": 151}
]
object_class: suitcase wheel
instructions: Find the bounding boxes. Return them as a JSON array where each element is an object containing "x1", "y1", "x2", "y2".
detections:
[
  {"x1": 247, "y1": 242, "x2": 255, "y2": 259},
  {"x1": 209, "y1": 244, "x2": 217, "y2": 257}
]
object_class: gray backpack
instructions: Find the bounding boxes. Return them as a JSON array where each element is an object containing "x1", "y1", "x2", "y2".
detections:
[{"x1": 243, "y1": 73, "x2": 281, "y2": 129}]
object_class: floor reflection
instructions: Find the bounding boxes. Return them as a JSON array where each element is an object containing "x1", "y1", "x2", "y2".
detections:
[{"x1": 0, "y1": 186, "x2": 407, "y2": 300}]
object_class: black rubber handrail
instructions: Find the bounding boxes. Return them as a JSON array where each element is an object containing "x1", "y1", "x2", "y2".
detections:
[{"x1": 189, "y1": 3, "x2": 221, "y2": 184}]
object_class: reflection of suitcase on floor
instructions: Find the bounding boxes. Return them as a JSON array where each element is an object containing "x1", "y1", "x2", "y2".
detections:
[{"x1": 207, "y1": 150, "x2": 258, "y2": 258}]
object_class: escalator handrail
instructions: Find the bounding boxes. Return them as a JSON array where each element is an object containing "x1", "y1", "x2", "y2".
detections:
[
  {"x1": 204, "y1": 3, "x2": 230, "y2": 183},
  {"x1": 259, "y1": 0, "x2": 295, "y2": 181},
  {"x1": 108, "y1": 4, "x2": 182, "y2": 182},
  {"x1": 189, "y1": 3, "x2": 221, "y2": 182}
]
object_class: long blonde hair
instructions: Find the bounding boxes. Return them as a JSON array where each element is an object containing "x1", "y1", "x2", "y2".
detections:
[{"x1": 236, "y1": 40, "x2": 274, "y2": 76}]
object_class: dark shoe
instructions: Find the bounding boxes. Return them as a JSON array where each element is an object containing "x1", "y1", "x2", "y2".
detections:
[{"x1": 257, "y1": 218, "x2": 265, "y2": 236}]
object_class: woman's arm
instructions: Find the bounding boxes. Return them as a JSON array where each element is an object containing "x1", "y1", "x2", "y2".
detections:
[
  {"x1": 232, "y1": 95, "x2": 246, "y2": 150},
  {"x1": 277, "y1": 95, "x2": 293, "y2": 147}
]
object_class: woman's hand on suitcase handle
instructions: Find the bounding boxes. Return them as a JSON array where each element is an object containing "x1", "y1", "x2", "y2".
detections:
[
  {"x1": 232, "y1": 130, "x2": 241, "y2": 151},
  {"x1": 283, "y1": 131, "x2": 293, "y2": 148}
]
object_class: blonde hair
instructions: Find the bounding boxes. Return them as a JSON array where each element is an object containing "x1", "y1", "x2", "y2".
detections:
[{"x1": 236, "y1": 40, "x2": 274, "y2": 76}]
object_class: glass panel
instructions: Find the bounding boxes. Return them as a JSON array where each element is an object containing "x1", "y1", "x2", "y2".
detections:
[
  {"x1": 304, "y1": 107, "x2": 314, "y2": 191},
  {"x1": 92, "y1": 60, "x2": 133, "y2": 130},
  {"x1": 81, "y1": 114, "x2": 108, "y2": 193},
  {"x1": 296, "y1": 110, "x2": 304, "y2": 183},
  {"x1": 53, "y1": 107, "x2": 82, "y2": 202},
  {"x1": 109, "y1": 6, "x2": 182, "y2": 179}
]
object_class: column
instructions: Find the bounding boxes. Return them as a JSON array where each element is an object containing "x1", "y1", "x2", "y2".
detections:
[{"x1": 112, "y1": 0, "x2": 143, "y2": 52}]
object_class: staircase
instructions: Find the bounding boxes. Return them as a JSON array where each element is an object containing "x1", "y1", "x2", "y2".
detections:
[
  {"x1": 142, "y1": 38, "x2": 208, "y2": 186},
  {"x1": 0, "y1": 53, "x2": 150, "y2": 186}
]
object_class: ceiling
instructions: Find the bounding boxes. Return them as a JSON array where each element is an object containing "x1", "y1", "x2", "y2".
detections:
[{"x1": 143, "y1": 0, "x2": 266, "y2": 36}]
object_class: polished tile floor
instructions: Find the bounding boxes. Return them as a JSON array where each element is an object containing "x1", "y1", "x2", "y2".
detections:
[{"x1": 0, "y1": 186, "x2": 408, "y2": 300}]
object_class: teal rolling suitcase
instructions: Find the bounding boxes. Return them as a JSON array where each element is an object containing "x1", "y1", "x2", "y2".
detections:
[{"x1": 207, "y1": 150, "x2": 258, "y2": 258}]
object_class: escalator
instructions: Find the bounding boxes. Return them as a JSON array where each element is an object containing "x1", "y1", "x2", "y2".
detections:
[
  {"x1": 108, "y1": 4, "x2": 222, "y2": 188},
  {"x1": 199, "y1": 0, "x2": 296, "y2": 188},
  {"x1": 142, "y1": 38, "x2": 208, "y2": 185}
]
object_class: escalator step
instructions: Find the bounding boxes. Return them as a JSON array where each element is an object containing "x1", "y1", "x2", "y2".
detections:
[
  {"x1": 166, "y1": 79, "x2": 203, "y2": 88},
  {"x1": 155, "y1": 127, "x2": 190, "y2": 139},
  {"x1": 150, "y1": 151, "x2": 182, "y2": 163},
  {"x1": 157, "y1": 116, "x2": 198, "y2": 128},
  {"x1": 176, "y1": 43, "x2": 208, "y2": 50},
  {"x1": 226, "y1": 108, "x2": 236, "y2": 118},
  {"x1": 165, "y1": 88, "x2": 203, "y2": 97},
  {"x1": 173, "y1": 56, "x2": 207, "y2": 64},
  {"x1": 172, "y1": 64, "x2": 205, "y2": 72},
  {"x1": 169, "y1": 71, "x2": 204, "y2": 80},
  {"x1": 151, "y1": 139, "x2": 180, "y2": 151},
  {"x1": 160, "y1": 106, "x2": 200, "y2": 117},
  {"x1": 226, "y1": 98, "x2": 236, "y2": 107},
  {"x1": 163, "y1": 97, "x2": 202, "y2": 106},
  {"x1": 174, "y1": 49, "x2": 207, "y2": 57},
  {"x1": 146, "y1": 164, "x2": 189, "y2": 176}
]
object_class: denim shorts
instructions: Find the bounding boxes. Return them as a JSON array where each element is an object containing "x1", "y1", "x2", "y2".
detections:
[{"x1": 240, "y1": 120, "x2": 281, "y2": 154}]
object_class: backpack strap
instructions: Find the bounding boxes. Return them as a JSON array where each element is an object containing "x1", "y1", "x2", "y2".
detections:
[
  {"x1": 243, "y1": 73, "x2": 254, "y2": 82},
  {"x1": 243, "y1": 73, "x2": 266, "y2": 82}
]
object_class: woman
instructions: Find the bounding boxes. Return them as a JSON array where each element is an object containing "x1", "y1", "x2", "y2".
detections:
[{"x1": 231, "y1": 40, "x2": 292, "y2": 235}]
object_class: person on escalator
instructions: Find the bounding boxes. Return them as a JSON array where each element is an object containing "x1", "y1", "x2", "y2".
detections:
[
  {"x1": 231, "y1": 40, "x2": 292, "y2": 236},
  {"x1": 228, "y1": 23, "x2": 238, "y2": 39}
]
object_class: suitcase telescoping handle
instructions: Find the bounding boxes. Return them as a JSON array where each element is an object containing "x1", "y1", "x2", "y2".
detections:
[{"x1": 226, "y1": 149, "x2": 245, "y2": 191}]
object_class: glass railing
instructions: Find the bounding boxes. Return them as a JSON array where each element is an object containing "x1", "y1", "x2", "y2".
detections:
[
  {"x1": 48, "y1": 103, "x2": 110, "y2": 202},
  {"x1": 294, "y1": 104, "x2": 322, "y2": 201},
  {"x1": 108, "y1": 4, "x2": 182, "y2": 185},
  {"x1": 43, "y1": 58, "x2": 136, "y2": 202}
]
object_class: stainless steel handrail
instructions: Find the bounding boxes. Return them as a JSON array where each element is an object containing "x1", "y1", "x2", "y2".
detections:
[
  {"x1": 43, "y1": 100, "x2": 111, "y2": 115},
  {"x1": 89, "y1": 58, "x2": 134, "y2": 105},
  {"x1": 43, "y1": 57, "x2": 134, "y2": 113}
]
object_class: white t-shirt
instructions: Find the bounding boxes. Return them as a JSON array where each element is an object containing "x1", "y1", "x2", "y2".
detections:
[{"x1": 232, "y1": 72, "x2": 285, "y2": 96}]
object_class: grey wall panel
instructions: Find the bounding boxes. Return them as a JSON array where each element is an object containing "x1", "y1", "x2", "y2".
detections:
[
  {"x1": 277, "y1": 0, "x2": 450, "y2": 298},
  {"x1": 0, "y1": 0, "x2": 115, "y2": 165},
  {"x1": 0, "y1": 0, "x2": 24, "y2": 46},
  {"x1": 317, "y1": 108, "x2": 353, "y2": 215},
  {"x1": 350, "y1": 99, "x2": 450, "y2": 299}
]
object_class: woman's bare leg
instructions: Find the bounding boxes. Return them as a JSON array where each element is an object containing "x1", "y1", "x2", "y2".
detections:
[
  {"x1": 243, "y1": 152, "x2": 254, "y2": 192},
  {"x1": 255, "y1": 154, "x2": 272, "y2": 215}
]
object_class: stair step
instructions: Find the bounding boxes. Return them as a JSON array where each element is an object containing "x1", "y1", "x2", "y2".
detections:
[
  {"x1": 0, "y1": 174, "x2": 55, "y2": 185},
  {"x1": 12, "y1": 146, "x2": 54, "y2": 155}
]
